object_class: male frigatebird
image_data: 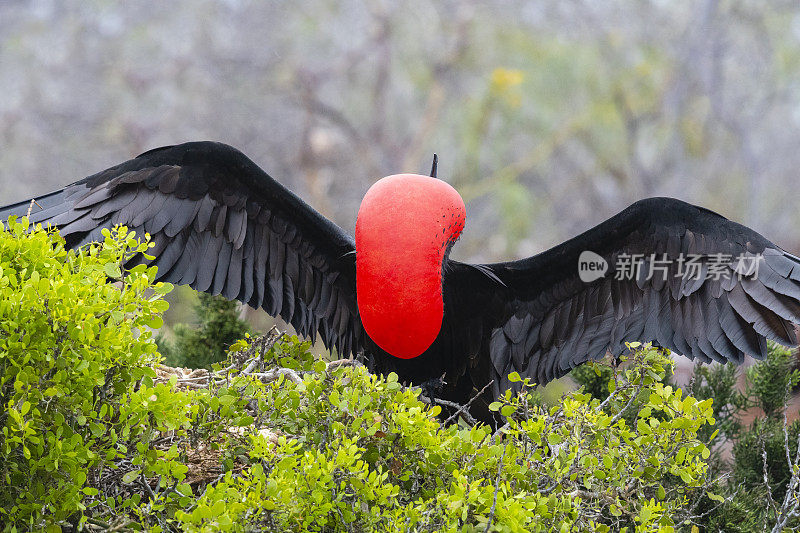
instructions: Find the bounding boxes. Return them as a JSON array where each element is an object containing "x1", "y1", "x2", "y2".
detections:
[{"x1": 2, "y1": 141, "x2": 799, "y2": 420}]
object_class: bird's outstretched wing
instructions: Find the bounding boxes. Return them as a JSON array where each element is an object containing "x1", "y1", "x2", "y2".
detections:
[
  {"x1": 472, "y1": 197, "x2": 800, "y2": 395},
  {"x1": 0, "y1": 141, "x2": 362, "y2": 356}
]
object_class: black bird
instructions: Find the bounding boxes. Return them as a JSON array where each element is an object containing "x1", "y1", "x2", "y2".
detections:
[{"x1": 2, "y1": 141, "x2": 799, "y2": 422}]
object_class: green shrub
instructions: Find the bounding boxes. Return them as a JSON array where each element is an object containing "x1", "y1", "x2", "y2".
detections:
[
  {"x1": 158, "y1": 292, "x2": 250, "y2": 369},
  {"x1": 732, "y1": 344, "x2": 800, "y2": 499},
  {"x1": 571, "y1": 356, "x2": 618, "y2": 401},
  {"x1": 175, "y1": 342, "x2": 715, "y2": 532},
  {"x1": 745, "y1": 343, "x2": 800, "y2": 419},
  {"x1": 0, "y1": 218, "x2": 172, "y2": 528},
  {"x1": 679, "y1": 344, "x2": 800, "y2": 532}
]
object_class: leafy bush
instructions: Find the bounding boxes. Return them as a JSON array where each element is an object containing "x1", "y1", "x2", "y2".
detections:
[
  {"x1": 175, "y1": 342, "x2": 715, "y2": 532},
  {"x1": 570, "y1": 343, "x2": 800, "y2": 533},
  {"x1": 0, "y1": 218, "x2": 171, "y2": 528}
]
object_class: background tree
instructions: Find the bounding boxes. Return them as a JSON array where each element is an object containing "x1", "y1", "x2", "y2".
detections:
[{"x1": 158, "y1": 293, "x2": 251, "y2": 369}]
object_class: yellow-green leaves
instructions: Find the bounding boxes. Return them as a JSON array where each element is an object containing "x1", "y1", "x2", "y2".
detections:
[
  {"x1": 174, "y1": 341, "x2": 721, "y2": 532},
  {"x1": 484, "y1": 343, "x2": 716, "y2": 531},
  {"x1": 0, "y1": 218, "x2": 172, "y2": 529}
]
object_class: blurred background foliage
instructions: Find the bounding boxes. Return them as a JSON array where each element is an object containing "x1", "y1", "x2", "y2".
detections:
[{"x1": 1, "y1": 0, "x2": 800, "y2": 349}]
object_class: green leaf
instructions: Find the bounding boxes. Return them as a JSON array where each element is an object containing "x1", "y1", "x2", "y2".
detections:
[
  {"x1": 648, "y1": 393, "x2": 663, "y2": 406},
  {"x1": 500, "y1": 405, "x2": 516, "y2": 417},
  {"x1": 546, "y1": 433, "x2": 563, "y2": 446},
  {"x1": 122, "y1": 470, "x2": 141, "y2": 484},
  {"x1": 103, "y1": 263, "x2": 122, "y2": 278}
]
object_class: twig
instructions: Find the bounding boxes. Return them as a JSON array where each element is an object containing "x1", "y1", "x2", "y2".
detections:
[
  {"x1": 250, "y1": 368, "x2": 303, "y2": 384},
  {"x1": 95, "y1": 517, "x2": 140, "y2": 532},
  {"x1": 782, "y1": 383, "x2": 792, "y2": 469},
  {"x1": 607, "y1": 381, "x2": 644, "y2": 426},
  {"x1": 241, "y1": 355, "x2": 263, "y2": 375},
  {"x1": 484, "y1": 441, "x2": 509, "y2": 533},
  {"x1": 771, "y1": 430, "x2": 800, "y2": 532},
  {"x1": 139, "y1": 472, "x2": 157, "y2": 501},
  {"x1": 770, "y1": 384, "x2": 800, "y2": 532},
  {"x1": 327, "y1": 359, "x2": 364, "y2": 370},
  {"x1": 442, "y1": 380, "x2": 494, "y2": 427},
  {"x1": 761, "y1": 436, "x2": 779, "y2": 516},
  {"x1": 139, "y1": 473, "x2": 168, "y2": 532},
  {"x1": 491, "y1": 422, "x2": 510, "y2": 445},
  {"x1": 170, "y1": 376, "x2": 209, "y2": 383},
  {"x1": 433, "y1": 397, "x2": 478, "y2": 426},
  {"x1": 25, "y1": 199, "x2": 42, "y2": 218},
  {"x1": 595, "y1": 381, "x2": 622, "y2": 414},
  {"x1": 683, "y1": 473, "x2": 736, "y2": 523}
]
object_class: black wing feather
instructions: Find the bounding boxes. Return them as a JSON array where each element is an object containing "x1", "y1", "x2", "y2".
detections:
[
  {"x1": 0, "y1": 141, "x2": 361, "y2": 357},
  {"x1": 448, "y1": 197, "x2": 800, "y2": 398}
]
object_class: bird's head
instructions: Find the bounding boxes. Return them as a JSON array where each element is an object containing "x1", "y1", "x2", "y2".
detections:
[{"x1": 355, "y1": 172, "x2": 466, "y2": 359}]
